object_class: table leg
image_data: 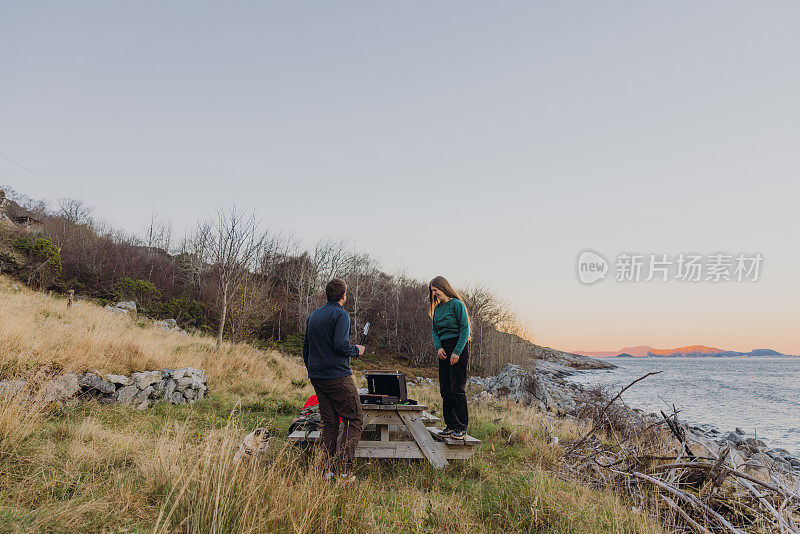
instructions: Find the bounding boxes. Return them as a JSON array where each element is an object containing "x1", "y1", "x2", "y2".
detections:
[{"x1": 398, "y1": 411, "x2": 449, "y2": 469}]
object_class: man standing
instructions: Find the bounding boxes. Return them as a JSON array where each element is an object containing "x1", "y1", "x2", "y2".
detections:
[{"x1": 302, "y1": 278, "x2": 365, "y2": 480}]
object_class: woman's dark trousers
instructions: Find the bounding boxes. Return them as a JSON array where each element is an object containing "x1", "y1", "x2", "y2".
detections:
[{"x1": 438, "y1": 338, "x2": 469, "y2": 432}]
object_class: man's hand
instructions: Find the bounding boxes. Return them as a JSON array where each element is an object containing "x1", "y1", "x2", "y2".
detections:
[
  {"x1": 437, "y1": 348, "x2": 447, "y2": 360},
  {"x1": 450, "y1": 353, "x2": 460, "y2": 365},
  {"x1": 356, "y1": 344, "x2": 365, "y2": 357}
]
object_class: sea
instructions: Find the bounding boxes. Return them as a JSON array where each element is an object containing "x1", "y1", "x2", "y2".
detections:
[{"x1": 566, "y1": 357, "x2": 800, "y2": 456}]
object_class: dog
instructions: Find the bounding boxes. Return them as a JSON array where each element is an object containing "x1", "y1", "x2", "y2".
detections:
[{"x1": 233, "y1": 427, "x2": 271, "y2": 463}]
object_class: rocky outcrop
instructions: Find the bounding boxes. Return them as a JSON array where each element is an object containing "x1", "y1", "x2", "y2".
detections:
[
  {"x1": 467, "y1": 364, "x2": 584, "y2": 412},
  {"x1": 154, "y1": 318, "x2": 188, "y2": 336},
  {"x1": 532, "y1": 345, "x2": 616, "y2": 370},
  {"x1": 105, "y1": 300, "x2": 137, "y2": 316},
  {"x1": 0, "y1": 367, "x2": 208, "y2": 409}
]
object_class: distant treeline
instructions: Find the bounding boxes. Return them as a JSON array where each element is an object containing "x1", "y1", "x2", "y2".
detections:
[{"x1": 0, "y1": 188, "x2": 536, "y2": 373}]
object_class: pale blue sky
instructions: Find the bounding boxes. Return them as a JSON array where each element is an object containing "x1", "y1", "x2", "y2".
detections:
[{"x1": 3, "y1": 2, "x2": 799, "y2": 353}]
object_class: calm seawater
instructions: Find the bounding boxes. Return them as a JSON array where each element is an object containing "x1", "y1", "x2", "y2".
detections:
[{"x1": 567, "y1": 357, "x2": 800, "y2": 456}]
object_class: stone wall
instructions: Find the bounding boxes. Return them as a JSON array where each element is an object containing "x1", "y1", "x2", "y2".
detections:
[{"x1": 0, "y1": 367, "x2": 208, "y2": 410}]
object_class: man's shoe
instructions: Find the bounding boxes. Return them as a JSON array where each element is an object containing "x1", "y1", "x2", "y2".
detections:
[
  {"x1": 439, "y1": 427, "x2": 454, "y2": 437},
  {"x1": 451, "y1": 430, "x2": 466, "y2": 440}
]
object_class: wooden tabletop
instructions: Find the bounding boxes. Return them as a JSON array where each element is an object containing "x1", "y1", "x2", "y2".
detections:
[{"x1": 360, "y1": 403, "x2": 428, "y2": 411}]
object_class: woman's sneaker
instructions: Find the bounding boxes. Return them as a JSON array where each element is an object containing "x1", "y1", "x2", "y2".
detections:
[
  {"x1": 439, "y1": 427, "x2": 454, "y2": 437},
  {"x1": 451, "y1": 430, "x2": 466, "y2": 440}
]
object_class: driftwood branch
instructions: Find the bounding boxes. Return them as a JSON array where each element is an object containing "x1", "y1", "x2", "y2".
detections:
[
  {"x1": 567, "y1": 371, "x2": 661, "y2": 453},
  {"x1": 661, "y1": 494, "x2": 711, "y2": 534},
  {"x1": 627, "y1": 471, "x2": 747, "y2": 534}
]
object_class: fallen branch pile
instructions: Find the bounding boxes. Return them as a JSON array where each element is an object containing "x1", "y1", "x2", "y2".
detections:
[{"x1": 563, "y1": 374, "x2": 800, "y2": 533}]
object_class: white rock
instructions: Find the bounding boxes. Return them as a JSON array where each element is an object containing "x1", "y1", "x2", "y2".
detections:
[
  {"x1": 171, "y1": 369, "x2": 186, "y2": 380},
  {"x1": 115, "y1": 385, "x2": 139, "y2": 404},
  {"x1": 41, "y1": 373, "x2": 80, "y2": 404},
  {"x1": 132, "y1": 371, "x2": 161, "y2": 389},
  {"x1": 105, "y1": 374, "x2": 132, "y2": 386},
  {"x1": 115, "y1": 301, "x2": 137, "y2": 312},
  {"x1": 134, "y1": 386, "x2": 154, "y2": 403}
]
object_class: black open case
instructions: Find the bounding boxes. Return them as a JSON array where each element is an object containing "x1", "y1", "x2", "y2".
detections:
[{"x1": 360, "y1": 370, "x2": 414, "y2": 405}]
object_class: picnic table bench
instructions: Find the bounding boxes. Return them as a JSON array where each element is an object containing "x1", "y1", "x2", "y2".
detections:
[{"x1": 287, "y1": 403, "x2": 480, "y2": 468}]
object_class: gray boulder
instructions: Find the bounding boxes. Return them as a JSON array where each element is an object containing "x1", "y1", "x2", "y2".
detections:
[
  {"x1": 134, "y1": 386, "x2": 154, "y2": 404},
  {"x1": 155, "y1": 319, "x2": 188, "y2": 336},
  {"x1": 152, "y1": 378, "x2": 169, "y2": 398},
  {"x1": 164, "y1": 379, "x2": 177, "y2": 400},
  {"x1": 132, "y1": 371, "x2": 161, "y2": 389},
  {"x1": 176, "y1": 376, "x2": 193, "y2": 389},
  {"x1": 115, "y1": 301, "x2": 137, "y2": 312},
  {"x1": 105, "y1": 301, "x2": 137, "y2": 316},
  {"x1": 115, "y1": 385, "x2": 139, "y2": 404},
  {"x1": 105, "y1": 374, "x2": 132, "y2": 387},
  {"x1": 482, "y1": 364, "x2": 554, "y2": 410},
  {"x1": 77, "y1": 373, "x2": 116, "y2": 395},
  {"x1": 724, "y1": 431, "x2": 746, "y2": 445},
  {"x1": 41, "y1": 373, "x2": 80, "y2": 404}
]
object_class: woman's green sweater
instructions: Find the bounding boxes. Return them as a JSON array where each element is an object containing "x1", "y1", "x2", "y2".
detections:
[{"x1": 431, "y1": 298, "x2": 469, "y2": 356}]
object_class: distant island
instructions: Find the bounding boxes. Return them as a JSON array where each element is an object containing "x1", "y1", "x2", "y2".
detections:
[{"x1": 573, "y1": 345, "x2": 798, "y2": 358}]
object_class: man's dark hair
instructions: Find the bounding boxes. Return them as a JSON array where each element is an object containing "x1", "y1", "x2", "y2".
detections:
[{"x1": 325, "y1": 278, "x2": 347, "y2": 302}]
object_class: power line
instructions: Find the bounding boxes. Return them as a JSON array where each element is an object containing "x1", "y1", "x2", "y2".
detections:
[{"x1": 0, "y1": 150, "x2": 138, "y2": 225}]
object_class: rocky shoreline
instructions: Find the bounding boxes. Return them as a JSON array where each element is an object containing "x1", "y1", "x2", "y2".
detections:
[{"x1": 467, "y1": 363, "x2": 800, "y2": 476}]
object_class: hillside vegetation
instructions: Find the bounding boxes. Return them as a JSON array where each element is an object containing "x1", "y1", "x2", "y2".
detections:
[
  {"x1": 0, "y1": 187, "x2": 604, "y2": 376},
  {"x1": 0, "y1": 276, "x2": 663, "y2": 533}
]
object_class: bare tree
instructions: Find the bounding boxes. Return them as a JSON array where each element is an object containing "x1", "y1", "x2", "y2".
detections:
[
  {"x1": 205, "y1": 206, "x2": 263, "y2": 350},
  {"x1": 143, "y1": 209, "x2": 173, "y2": 251},
  {"x1": 58, "y1": 198, "x2": 93, "y2": 226}
]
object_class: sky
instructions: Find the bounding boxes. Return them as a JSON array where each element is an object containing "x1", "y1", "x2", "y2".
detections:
[{"x1": 2, "y1": 2, "x2": 799, "y2": 354}]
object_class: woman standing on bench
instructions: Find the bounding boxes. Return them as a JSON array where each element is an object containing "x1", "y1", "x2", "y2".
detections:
[{"x1": 429, "y1": 276, "x2": 471, "y2": 440}]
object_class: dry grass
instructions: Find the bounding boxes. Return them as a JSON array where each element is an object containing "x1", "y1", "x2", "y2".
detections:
[
  {"x1": 0, "y1": 276, "x2": 310, "y2": 399},
  {"x1": 0, "y1": 276, "x2": 666, "y2": 533},
  {"x1": 0, "y1": 388, "x2": 44, "y2": 461}
]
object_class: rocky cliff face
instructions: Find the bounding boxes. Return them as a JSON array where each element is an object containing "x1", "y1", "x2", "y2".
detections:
[{"x1": 532, "y1": 344, "x2": 616, "y2": 370}]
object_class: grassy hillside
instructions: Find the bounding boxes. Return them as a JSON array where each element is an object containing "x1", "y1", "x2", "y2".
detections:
[{"x1": 0, "y1": 275, "x2": 664, "y2": 533}]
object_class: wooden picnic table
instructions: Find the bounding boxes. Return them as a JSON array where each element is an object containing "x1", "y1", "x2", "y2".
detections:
[{"x1": 287, "y1": 403, "x2": 480, "y2": 469}]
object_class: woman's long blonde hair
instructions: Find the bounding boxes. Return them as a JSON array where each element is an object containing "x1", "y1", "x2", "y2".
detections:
[{"x1": 428, "y1": 276, "x2": 471, "y2": 337}]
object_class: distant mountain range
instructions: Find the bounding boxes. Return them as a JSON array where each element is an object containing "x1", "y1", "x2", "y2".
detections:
[{"x1": 572, "y1": 345, "x2": 798, "y2": 358}]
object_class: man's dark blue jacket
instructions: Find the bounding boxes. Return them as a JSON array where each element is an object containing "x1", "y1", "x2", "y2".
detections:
[{"x1": 302, "y1": 301, "x2": 359, "y2": 380}]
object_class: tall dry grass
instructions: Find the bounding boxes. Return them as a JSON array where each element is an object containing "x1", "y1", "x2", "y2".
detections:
[
  {"x1": 0, "y1": 277, "x2": 310, "y2": 399},
  {"x1": 0, "y1": 388, "x2": 43, "y2": 461},
  {"x1": 153, "y1": 417, "x2": 373, "y2": 534}
]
